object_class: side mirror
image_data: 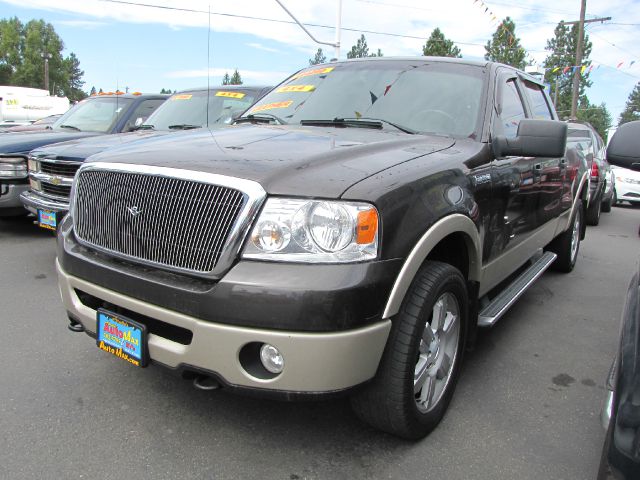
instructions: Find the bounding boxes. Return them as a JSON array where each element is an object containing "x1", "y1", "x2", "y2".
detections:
[
  {"x1": 607, "y1": 121, "x2": 640, "y2": 171},
  {"x1": 493, "y1": 119, "x2": 567, "y2": 158}
]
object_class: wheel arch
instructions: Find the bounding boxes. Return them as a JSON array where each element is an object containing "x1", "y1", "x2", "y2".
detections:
[{"x1": 382, "y1": 214, "x2": 481, "y2": 320}]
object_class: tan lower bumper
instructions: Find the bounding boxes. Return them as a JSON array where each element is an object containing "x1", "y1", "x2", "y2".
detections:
[{"x1": 56, "y1": 259, "x2": 391, "y2": 392}]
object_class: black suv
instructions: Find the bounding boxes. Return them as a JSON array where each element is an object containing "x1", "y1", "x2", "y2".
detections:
[{"x1": 55, "y1": 58, "x2": 587, "y2": 439}]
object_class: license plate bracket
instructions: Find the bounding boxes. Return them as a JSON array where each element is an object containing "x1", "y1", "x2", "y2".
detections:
[{"x1": 96, "y1": 309, "x2": 148, "y2": 368}]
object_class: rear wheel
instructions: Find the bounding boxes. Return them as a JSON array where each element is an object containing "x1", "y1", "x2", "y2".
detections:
[
  {"x1": 350, "y1": 261, "x2": 468, "y2": 439},
  {"x1": 601, "y1": 196, "x2": 612, "y2": 213},
  {"x1": 549, "y1": 202, "x2": 583, "y2": 273}
]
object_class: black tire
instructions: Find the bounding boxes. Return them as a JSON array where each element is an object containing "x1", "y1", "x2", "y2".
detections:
[
  {"x1": 613, "y1": 190, "x2": 618, "y2": 206},
  {"x1": 586, "y1": 197, "x2": 601, "y2": 225},
  {"x1": 548, "y1": 202, "x2": 583, "y2": 273},
  {"x1": 601, "y1": 196, "x2": 612, "y2": 213},
  {"x1": 350, "y1": 261, "x2": 468, "y2": 439}
]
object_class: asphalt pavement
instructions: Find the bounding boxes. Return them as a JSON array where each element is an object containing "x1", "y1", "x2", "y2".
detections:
[{"x1": 1, "y1": 205, "x2": 638, "y2": 480}]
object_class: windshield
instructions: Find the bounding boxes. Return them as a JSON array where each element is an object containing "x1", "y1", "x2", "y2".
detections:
[
  {"x1": 242, "y1": 61, "x2": 485, "y2": 137},
  {"x1": 53, "y1": 97, "x2": 134, "y2": 133},
  {"x1": 145, "y1": 89, "x2": 258, "y2": 131}
]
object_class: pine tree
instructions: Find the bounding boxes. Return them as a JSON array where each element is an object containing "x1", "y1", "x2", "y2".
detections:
[
  {"x1": 89, "y1": 86, "x2": 96, "y2": 95},
  {"x1": 309, "y1": 48, "x2": 327, "y2": 65},
  {"x1": 63, "y1": 52, "x2": 86, "y2": 101},
  {"x1": 484, "y1": 17, "x2": 526, "y2": 69},
  {"x1": 229, "y1": 69, "x2": 242, "y2": 85},
  {"x1": 222, "y1": 72, "x2": 230, "y2": 85},
  {"x1": 543, "y1": 21, "x2": 592, "y2": 118},
  {"x1": 346, "y1": 34, "x2": 383, "y2": 59},
  {"x1": 576, "y1": 100, "x2": 611, "y2": 139},
  {"x1": 422, "y1": 28, "x2": 461, "y2": 58},
  {"x1": 619, "y1": 82, "x2": 640, "y2": 126}
]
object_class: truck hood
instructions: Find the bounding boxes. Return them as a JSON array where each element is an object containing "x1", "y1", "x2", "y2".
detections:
[
  {"x1": 0, "y1": 131, "x2": 100, "y2": 155},
  {"x1": 87, "y1": 124, "x2": 456, "y2": 197},
  {"x1": 30, "y1": 130, "x2": 169, "y2": 161}
]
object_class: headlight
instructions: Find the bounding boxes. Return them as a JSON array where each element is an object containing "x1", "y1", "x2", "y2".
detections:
[
  {"x1": 243, "y1": 198, "x2": 379, "y2": 263},
  {"x1": 0, "y1": 157, "x2": 27, "y2": 179},
  {"x1": 27, "y1": 157, "x2": 39, "y2": 173}
]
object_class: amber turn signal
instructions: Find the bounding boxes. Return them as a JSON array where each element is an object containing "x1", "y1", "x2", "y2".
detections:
[{"x1": 356, "y1": 209, "x2": 378, "y2": 245}]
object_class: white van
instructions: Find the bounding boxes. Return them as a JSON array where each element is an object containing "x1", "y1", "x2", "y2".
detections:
[{"x1": 0, "y1": 86, "x2": 70, "y2": 126}]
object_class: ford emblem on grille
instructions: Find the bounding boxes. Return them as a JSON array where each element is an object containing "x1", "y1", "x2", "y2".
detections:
[{"x1": 126, "y1": 206, "x2": 143, "y2": 217}]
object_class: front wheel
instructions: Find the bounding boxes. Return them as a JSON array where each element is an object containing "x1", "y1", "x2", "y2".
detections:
[
  {"x1": 548, "y1": 202, "x2": 583, "y2": 273},
  {"x1": 350, "y1": 261, "x2": 468, "y2": 439},
  {"x1": 586, "y1": 197, "x2": 601, "y2": 225}
]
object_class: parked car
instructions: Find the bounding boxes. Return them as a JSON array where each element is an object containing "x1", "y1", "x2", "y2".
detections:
[
  {"x1": 55, "y1": 58, "x2": 587, "y2": 439},
  {"x1": 612, "y1": 165, "x2": 640, "y2": 206},
  {"x1": 21, "y1": 85, "x2": 271, "y2": 230},
  {"x1": 598, "y1": 120, "x2": 640, "y2": 480},
  {"x1": 0, "y1": 114, "x2": 62, "y2": 133},
  {"x1": 567, "y1": 121, "x2": 615, "y2": 224},
  {"x1": 0, "y1": 93, "x2": 166, "y2": 217}
]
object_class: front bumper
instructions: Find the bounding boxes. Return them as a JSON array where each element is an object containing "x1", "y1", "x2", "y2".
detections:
[
  {"x1": 57, "y1": 259, "x2": 391, "y2": 393},
  {"x1": 615, "y1": 179, "x2": 640, "y2": 203},
  {"x1": 0, "y1": 181, "x2": 28, "y2": 215},
  {"x1": 20, "y1": 188, "x2": 69, "y2": 215}
]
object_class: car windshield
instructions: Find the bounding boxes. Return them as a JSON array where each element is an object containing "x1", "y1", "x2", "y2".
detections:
[
  {"x1": 241, "y1": 61, "x2": 485, "y2": 137},
  {"x1": 52, "y1": 97, "x2": 134, "y2": 133},
  {"x1": 144, "y1": 89, "x2": 258, "y2": 131}
]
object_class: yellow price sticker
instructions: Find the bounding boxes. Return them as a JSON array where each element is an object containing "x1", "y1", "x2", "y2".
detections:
[
  {"x1": 250, "y1": 100, "x2": 293, "y2": 113},
  {"x1": 291, "y1": 67, "x2": 334, "y2": 79},
  {"x1": 215, "y1": 91, "x2": 246, "y2": 99},
  {"x1": 171, "y1": 94, "x2": 193, "y2": 100},
  {"x1": 276, "y1": 85, "x2": 316, "y2": 93}
]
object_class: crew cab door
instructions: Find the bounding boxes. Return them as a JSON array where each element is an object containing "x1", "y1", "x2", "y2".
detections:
[
  {"x1": 488, "y1": 75, "x2": 538, "y2": 260},
  {"x1": 520, "y1": 79, "x2": 564, "y2": 223}
]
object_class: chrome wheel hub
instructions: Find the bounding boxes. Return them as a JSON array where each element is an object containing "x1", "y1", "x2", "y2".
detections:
[{"x1": 414, "y1": 292, "x2": 460, "y2": 413}]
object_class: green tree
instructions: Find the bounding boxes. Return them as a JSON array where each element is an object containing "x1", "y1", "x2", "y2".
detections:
[
  {"x1": 160, "y1": 88, "x2": 172, "y2": 94},
  {"x1": 309, "y1": 48, "x2": 327, "y2": 65},
  {"x1": 484, "y1": 17, "x2": 526, "y2": 69},
  {"x1": 346, "y1": 34, "x2": 383, "y2": 59},
  {"x1": 89, "y1": 86, "x2": 96, "y2": 95},
  {"x1": 229, "y1": 69, "x2": 242, "y2": 85},
  {"x1": 543, "y1": 21, "x2": 592, "y2": 117},
  {"x1": 98, "y1": 87, "x2": 103, "y2": 94},
  {"x1": 576, "y1": 100, "x2": 611, "y2": 139},
  {"x1": 422, "y1": 28, "x2": 461, "y2": 58},
  {"x1": 619, "y1": 82, "x2": 640, "y2": 125},
  {"x1": 63, "y1": 52, "x2": 86, "y2": 101},
  {"x1": 0, "y1": 17, "x2": 23, "y2": 84},
  {"x1": 221, "y1": 72, "x2": 230, "y2": 85}
]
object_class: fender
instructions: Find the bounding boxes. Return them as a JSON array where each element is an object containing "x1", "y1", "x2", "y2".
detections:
[
  {"x1": 557, "y1": 170, "x2": 589, "y2": 236},
  {"x1": 382, "y1": 213, "x2": 481, "y2": 319}
]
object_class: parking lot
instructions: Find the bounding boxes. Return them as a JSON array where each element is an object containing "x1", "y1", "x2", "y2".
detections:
[{"x1": 0, "y1": 205, "x2": 638, "y2": 480}]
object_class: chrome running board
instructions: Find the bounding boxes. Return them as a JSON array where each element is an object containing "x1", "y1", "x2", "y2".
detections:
[{"x1": 478, "y1": 251, "x2": 557, "y2": 327}]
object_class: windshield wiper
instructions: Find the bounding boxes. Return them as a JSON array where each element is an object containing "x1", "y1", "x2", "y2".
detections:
[
  {"x1": 138, "y1": 124, "x2": 155, "y2": 130},
  {"x1": 300, "y1": 117, "x2": 415, "y2": 134},
  {"x1": 58, "y1": 124, "x2": 81, "y2": 131},
  {"x1": 234, "y1": 113, "x2": 287, "y2": 125},
  {"x1": 168, "y1": 124, "x2": 201, "y2": 130}
]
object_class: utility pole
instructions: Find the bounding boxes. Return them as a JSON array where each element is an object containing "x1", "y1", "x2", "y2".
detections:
[
  {"x1": 41, "y1": 52, "x2": 52, "y2": 93},
  {"x1": 562, "y1": 2, "x2": 610, "y2": 119}
]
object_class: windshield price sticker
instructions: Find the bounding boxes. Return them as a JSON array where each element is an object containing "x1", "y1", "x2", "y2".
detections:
[
  {"x1": 292, "y1": 67, "x2": 334, "y2": 79},
  {"x1": 276, "y1": 85, "x2": 316, "y2": 93},
  {"x1": 172, "y1": 94, "x2": 193, "y2": 101},
  {"x1": 216, "y1": 91, "x2": 246, "y2": 99},
  {"x1": 250, "y1": 100, "x2": 293, "y2": 112}
]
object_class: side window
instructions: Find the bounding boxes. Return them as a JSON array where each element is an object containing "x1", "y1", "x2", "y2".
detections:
[
  {"x1": 126, "y1": 99, "x2": 165, "y2": 129},
  {"x1": 523, "y1": 81, "x2": 553, "y2": 120},
  {"x1": 500, "y1": 79, "x2": 526, "y2": 139}
]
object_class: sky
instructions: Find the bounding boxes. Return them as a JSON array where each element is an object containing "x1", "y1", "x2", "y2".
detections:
[{"x1": 0, "y1": 0, "x2": 638, "y2": 125}]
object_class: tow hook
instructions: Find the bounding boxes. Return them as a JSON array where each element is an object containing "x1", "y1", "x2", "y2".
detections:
[
  {"x1": 193, "y1": 376, "x2": 220, "y2": 391},
  {"x1": 68, "y1": 317, "x2": 85, "y2": 333}
]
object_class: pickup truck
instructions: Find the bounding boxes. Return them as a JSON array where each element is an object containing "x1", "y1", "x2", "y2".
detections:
[
  {"x1": 55, "y1": 58, "x2": 588, "y2": 439},
  {"x1": 21, "y1": 86, "x2": 271, "y2": 230},
  {"x1": 0, "y1": 93, "x2": 166, "y2": 217}
]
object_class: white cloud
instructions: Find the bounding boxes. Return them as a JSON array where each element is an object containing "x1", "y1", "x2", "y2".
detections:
[
  {"x1": 55, "y1": 19, "x2": 107, "y2": 29},
  {"x1": 246, "y1": 43, "x2": 281, "y2": 53}
]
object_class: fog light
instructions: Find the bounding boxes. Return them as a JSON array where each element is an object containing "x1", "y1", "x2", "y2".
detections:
[{"x1": 260, "y1": 344, "x2": 284, "y2": 374}]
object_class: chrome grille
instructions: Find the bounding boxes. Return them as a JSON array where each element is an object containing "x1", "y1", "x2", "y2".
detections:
[
  {"x1": 42, "y1": 183, "x2": 72, "y2": 198},
  {"x1": 40, "y1": 161, "x2": 81, "y2": 177},
  {"x1": 73, "y1": 167, "x2": 251, "y2": 275}
]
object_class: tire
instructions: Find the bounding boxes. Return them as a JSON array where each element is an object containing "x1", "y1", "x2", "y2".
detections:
[
  {"x1": 350, "y1": 261, "x2": 468, "y2": 439},
  {"x1": 613, "y1": 190, "x2": 618, "y2": 206},
  {"x1": 548, "y1": 202, "x2": 583, "y2": 273},
  {"x1": 586, "y1": 197, "x2": 601, "y2": 225},
  {"x1": 601, "y1": 197, "x2": 612, "y2": 213}
]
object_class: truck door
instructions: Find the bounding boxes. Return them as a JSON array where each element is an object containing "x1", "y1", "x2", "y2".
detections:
[{"x1": 489, "y1": 76, "x2": 538, "y2": 262}]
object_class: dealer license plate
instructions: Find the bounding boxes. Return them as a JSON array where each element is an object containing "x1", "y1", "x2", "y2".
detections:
[
  {"x1": 96, "y1": 309, "x2": 148, "y2": 367},
  {"x1": 38, "y1": 209, "x2": 57, "y2": 231}
]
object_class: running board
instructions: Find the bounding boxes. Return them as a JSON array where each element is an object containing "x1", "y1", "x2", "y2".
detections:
[{"x1": 478, "y1": 251, "x2": 557, "y2": 327}]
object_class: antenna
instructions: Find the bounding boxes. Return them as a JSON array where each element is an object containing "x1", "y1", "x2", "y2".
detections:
[{"x1": 206, "y1": 3, "x2": 211, "y2": 128}]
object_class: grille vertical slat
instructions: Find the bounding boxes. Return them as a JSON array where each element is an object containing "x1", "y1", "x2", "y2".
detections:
[{"x1": 74, "y1": 169, "x2": 247, "y2": 274}]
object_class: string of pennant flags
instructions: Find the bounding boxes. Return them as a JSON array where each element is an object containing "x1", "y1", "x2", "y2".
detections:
[{"x1": 550, "y1": 61, "x2": 637, "y2": 74}]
